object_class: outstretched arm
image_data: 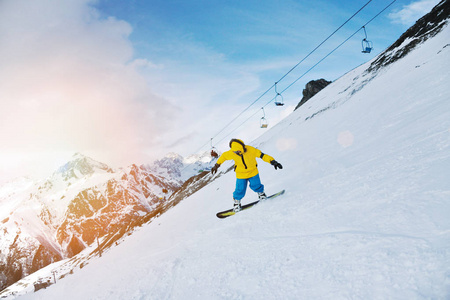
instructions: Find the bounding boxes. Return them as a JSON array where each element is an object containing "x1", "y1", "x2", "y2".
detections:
[
  {"x1": 216, "y1": 152, "x2": 228, "y2": 165},
  {"x1": 256, "y1": 148, "x2": 282, "y2": 170},
  {"x1": 211, "y1": 151, "x2": 231, "y2": 174}
]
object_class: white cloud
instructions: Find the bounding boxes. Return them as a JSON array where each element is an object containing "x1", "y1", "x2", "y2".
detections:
[
  {"x1": 0, "y1": 0, "x2": 181, "y2": 182},
  {"x1": 388, "y1": 0, "x2": 441, "y2": 25}
]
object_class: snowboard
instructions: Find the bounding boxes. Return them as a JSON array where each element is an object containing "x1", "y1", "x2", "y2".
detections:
[{"x1": 216, "y1": 190, "x2": 285, "y2": 219}]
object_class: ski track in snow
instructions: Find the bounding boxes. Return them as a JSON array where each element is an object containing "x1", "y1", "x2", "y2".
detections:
[{"x1": 4, "y1": 13, "x2": 450, "y2": 300}]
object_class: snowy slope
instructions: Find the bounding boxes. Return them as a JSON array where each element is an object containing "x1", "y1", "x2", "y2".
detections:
[{"x1": 3, "y1": 5, "x2": 450, "y2": 300}]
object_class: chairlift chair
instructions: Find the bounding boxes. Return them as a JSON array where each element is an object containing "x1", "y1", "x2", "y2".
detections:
[
  {"x1": 362, "y1": 38, "x2": 373, "y2": 53},
  {"x1": 274, "y1": 93, "x2": 284, "y2": 106},
  {"x1": 361, "y1": 26, "x2": 373, "y2": 54},
  {"x1": 210, "y1": 138, "x2": 219, "y2": 158},
  {"x1": 260, "y1": 117, "x2": 268, "y2": 128},
  {"x1": 274, "y1": 82, "x2": 285, "y2": 106},
  {"x1": 210, "y1": 149, "x2": 218, "y2": 158},
  {"x1": 260, "y1": 107, "x2": 269, "y2": 128}
]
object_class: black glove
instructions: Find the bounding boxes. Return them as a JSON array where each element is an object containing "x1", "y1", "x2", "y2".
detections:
[
  {"x1": 271, "y1": 160, "x2": 283, "y2": 170},
  {"x1": 211, "y1": 163, "x2": 220, "y2": 175}
]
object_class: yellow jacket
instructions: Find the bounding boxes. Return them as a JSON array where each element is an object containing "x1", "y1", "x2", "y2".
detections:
[{"x1": 216, "y1": 139, "x2": 275, "y2": 179}]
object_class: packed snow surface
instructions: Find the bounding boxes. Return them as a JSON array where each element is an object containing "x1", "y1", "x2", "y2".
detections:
[{"x1": 10, "y1": 17, "x2": 450, "y2": 300}]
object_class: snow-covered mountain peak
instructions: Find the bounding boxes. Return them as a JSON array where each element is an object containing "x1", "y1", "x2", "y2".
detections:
[
  {"x1": 165, "y1": 152, "x2": 184, "y2": 160},
  {"x1": 146, "y1": 153, "x2": 184, "y2": 180},
  {"x1": 147, "y1": 151, "x2": 216, "y2": 182},
  {"x1": 54, "y1": 153, "x2": 114, "y2": 181}
]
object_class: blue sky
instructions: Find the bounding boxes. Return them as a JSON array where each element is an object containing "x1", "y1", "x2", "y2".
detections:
[
  {"x1": 0, "y1": 0, "x2": 441, "y2": 183},
  {"x1": 93, "y1": 0, "x2": 437, "y2": 145},
  {"x1": 96, "y1": 0, "x2": 407, "y2": 60}
]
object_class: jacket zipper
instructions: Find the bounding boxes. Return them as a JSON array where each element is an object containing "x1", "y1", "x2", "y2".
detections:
[{"x1": 240, "y1": 155, "x2": 248, "y2": 169}]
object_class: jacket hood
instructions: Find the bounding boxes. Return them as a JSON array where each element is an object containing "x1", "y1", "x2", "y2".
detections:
[{"x1": 229, "y1": 139, "x2": 246, "y2": 152}]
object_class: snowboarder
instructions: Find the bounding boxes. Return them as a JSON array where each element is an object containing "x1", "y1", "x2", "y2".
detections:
[{"x1": 211, "y1": 138, "x2": 283, "y2": 212}]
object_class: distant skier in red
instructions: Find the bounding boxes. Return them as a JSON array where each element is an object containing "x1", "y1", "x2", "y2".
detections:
[{"x1": 211, "y1": 139, "x2": 283, "y2": 212}]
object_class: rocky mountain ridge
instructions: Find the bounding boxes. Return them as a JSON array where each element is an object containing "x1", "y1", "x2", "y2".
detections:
[{"x1": 0, "y1": 152, "x2": 206, "y2": 291}]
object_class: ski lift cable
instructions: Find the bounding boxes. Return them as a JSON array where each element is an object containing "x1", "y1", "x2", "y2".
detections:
[
  {"x1": 181, "y1": 2, "x2": 398, "y2": 177},
  {"x1": 226, "y1": 0, "x2": 372, "y2": 120},
  {"x1": 363, "y1": 0, "x2": 397, "y2": 27},
  {"x1": 204, "y1": 0, "x2": 374, "y2": 152},
  {"x1": 280, "y1": 28, "x2": 363, "y2": 93},
  {"x1": 213, "y1": 0, "x2": 398, "y2": 146},
  {"x1": 198, "y1": 0, "x2": 397, "y2": 154},
  {"x1": 272, "y1": 0, "x2": 398, "y2": 101},
  {"x1": 214, "y1": 29, "x2": 360, "y2": 144}
]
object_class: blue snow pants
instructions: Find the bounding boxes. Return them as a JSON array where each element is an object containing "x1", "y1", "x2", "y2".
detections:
[{"x1": 233, "y1": 174, "x2": 264, "y2": 200}]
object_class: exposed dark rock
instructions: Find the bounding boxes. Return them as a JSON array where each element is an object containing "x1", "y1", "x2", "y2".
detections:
[
  {"x1": 66, "y1": 235, "x2": 86, "y2": 258},
  {"x1": 34, "y1": 279, "x2": 52, "y2": 292},
  {"x1": 31, "y1": 245, "x2": 61, "y2": 273},
  {"x1": 366, "y1": 0, "x2": 449, "y2": 73},
  {"x1": 294, "y1": 79, "x2": 332, "y2": 110}
]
